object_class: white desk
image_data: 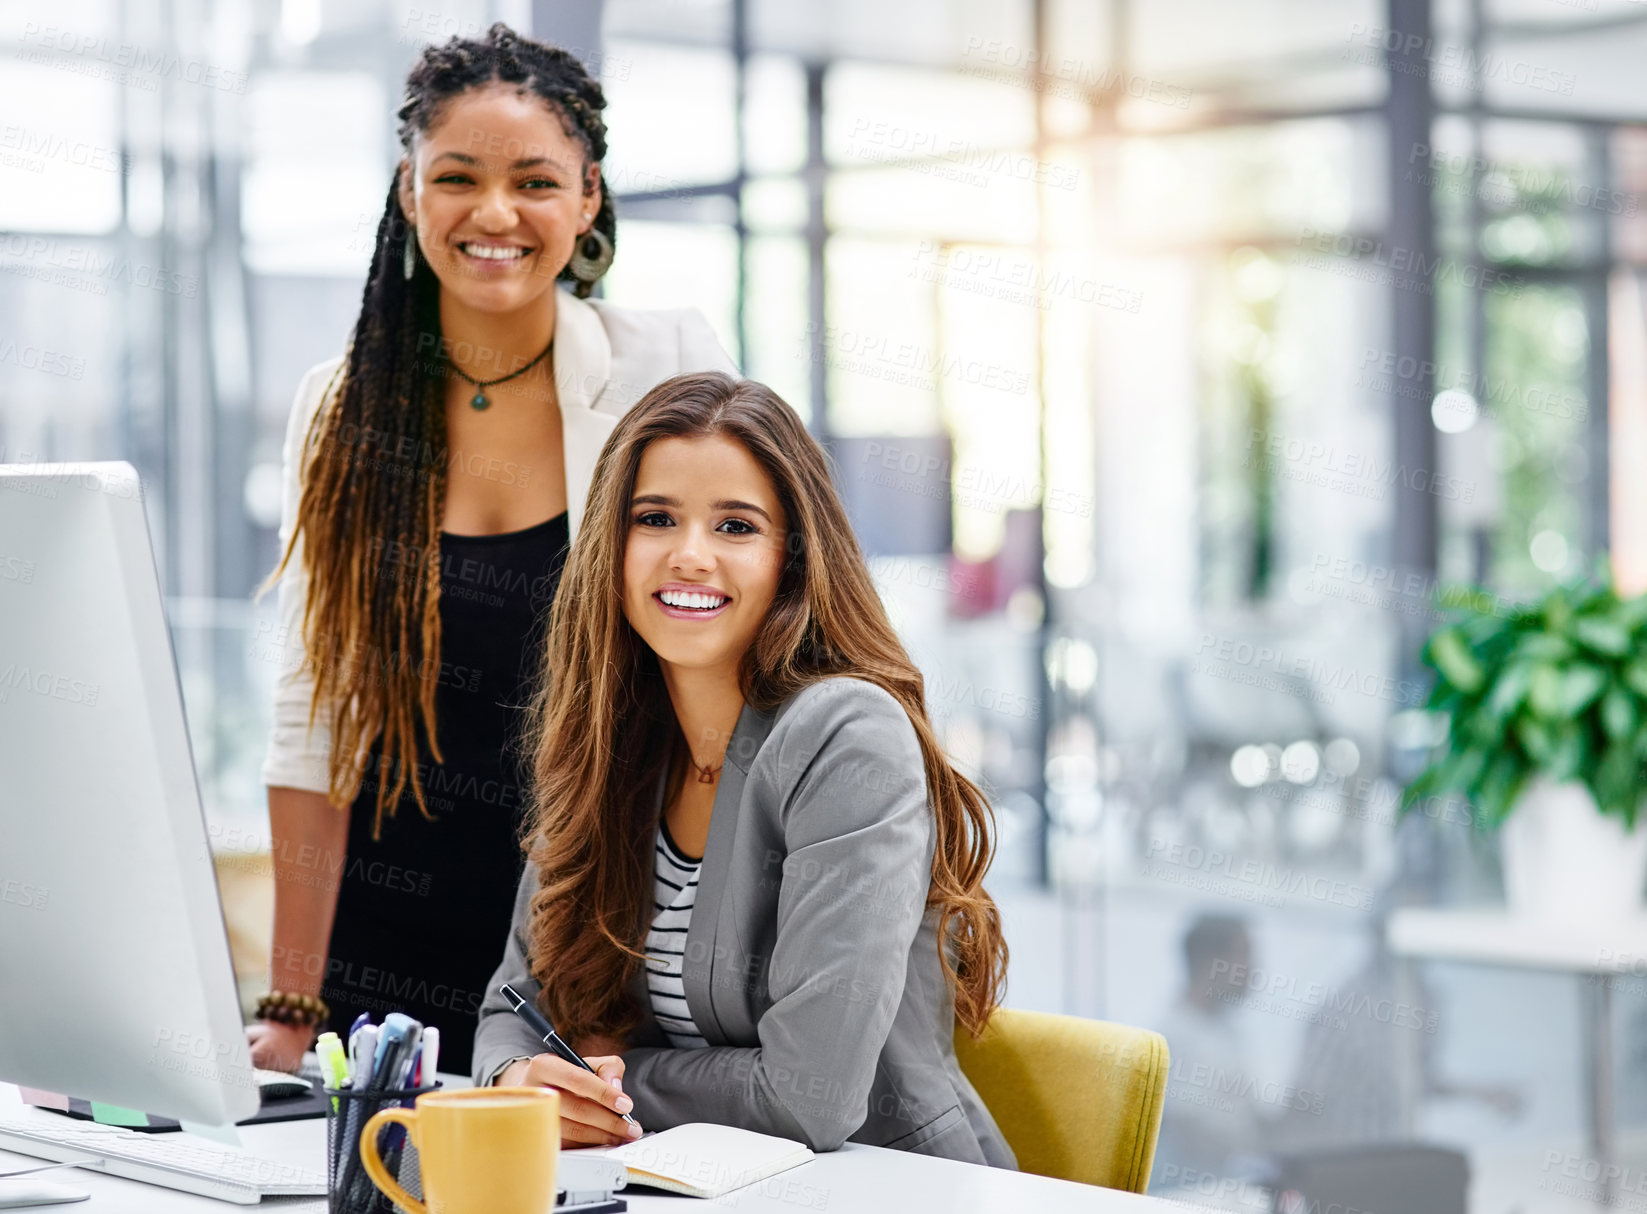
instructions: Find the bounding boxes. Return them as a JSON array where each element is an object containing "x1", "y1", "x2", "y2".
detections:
[
  {"x1": 0, "y1": 1082, "x2": 1172, "y2": 1213},
  {"x1": 1387, "y1": 908, "x2": 1647, "y2": 1202},
  {"x1": 1386, "y1": 908, "x2": 1647, "y2": 975}
]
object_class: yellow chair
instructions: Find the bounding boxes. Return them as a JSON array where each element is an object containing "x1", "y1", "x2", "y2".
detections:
[{"x1": 955, "y1": 1008, "x2": 1168, "y2": 1193}]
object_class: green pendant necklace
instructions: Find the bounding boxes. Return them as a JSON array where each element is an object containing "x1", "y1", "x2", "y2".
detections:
[{"x1": 444, "y1": 335, "x2": 554, "y2": 410}]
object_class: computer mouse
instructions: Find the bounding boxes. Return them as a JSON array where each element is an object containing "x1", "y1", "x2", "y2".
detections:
[
  {"x1": 253, "y1": 1068, "x2": 315, "y2": 1101},
  {"x1": 0, "y1": 1177, "x2": 90, "y2": 1208}
]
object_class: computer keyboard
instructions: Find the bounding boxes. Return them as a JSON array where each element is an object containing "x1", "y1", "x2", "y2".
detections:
[{"x1": 0, "y1": 1109, "x2": 326, "y2": 1204}]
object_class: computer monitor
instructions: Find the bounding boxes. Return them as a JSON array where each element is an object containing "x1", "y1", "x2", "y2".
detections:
[{"x1": 0, "y1": 461, "x2": 259, "y2": 1127}]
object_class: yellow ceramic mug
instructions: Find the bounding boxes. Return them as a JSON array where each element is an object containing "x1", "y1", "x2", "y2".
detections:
[{"x1": 359, "y1": 1086, "x2": 560, "y2": 1214}]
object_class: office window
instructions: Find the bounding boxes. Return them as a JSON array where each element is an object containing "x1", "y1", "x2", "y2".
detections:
[
  {"x1": 823, "y1": 235, "x2": 944, "y2": 438},
  {"x1": 241, "y1": 71, "x2": 386, "y2": 276},
  {"x1": 0, "y1": 61, "x2": 122, "y2": 234},
  {"x1": 743, "y1": 234, "x2": 812, "y2": 423},
  {"x1": 602, "y1": 40, "x2": 738, "y2": 192},
  {"x1": 745, "y1": 53, "x2": 806, "y2": 175}
]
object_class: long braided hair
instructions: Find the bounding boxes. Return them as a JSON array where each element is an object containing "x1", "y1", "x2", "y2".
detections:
[{"x1": 268, "y1": 24, "x2": 615, "y2": 838}]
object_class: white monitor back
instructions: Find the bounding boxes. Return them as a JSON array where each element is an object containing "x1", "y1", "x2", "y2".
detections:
[{"x1": 0, "y1": 462, "x2": 258, "y2": 1125}]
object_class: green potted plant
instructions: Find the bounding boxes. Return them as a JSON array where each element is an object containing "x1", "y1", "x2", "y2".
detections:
[{"x1": 1403, "y1": 570, "x2": 1647, "y2": 921}]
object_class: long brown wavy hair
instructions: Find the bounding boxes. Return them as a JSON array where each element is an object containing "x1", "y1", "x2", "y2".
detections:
[
  {"x1": 522, "y1": 371, "x2": 1008, "y2": 1042},
  {"x1": 264, "y1": 25, "x2": 616, "y2": 836}
]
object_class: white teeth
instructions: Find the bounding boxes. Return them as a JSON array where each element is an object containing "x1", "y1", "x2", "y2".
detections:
[
  {"x1": 461, "y1": 244, "x2": 528, "y2": 260},
  {"x1": 660, "y1": 590, "x2": 727, "y2": 610}
]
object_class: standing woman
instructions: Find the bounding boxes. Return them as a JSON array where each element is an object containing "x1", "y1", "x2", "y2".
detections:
[{"x1": 249, "y1": 24, "x2": 733, "y2": 1076}]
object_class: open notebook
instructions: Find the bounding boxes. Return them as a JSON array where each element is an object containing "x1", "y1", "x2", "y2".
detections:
[{"x1": 597, "y1": 1123, "x2": 814, "y2": 1199}]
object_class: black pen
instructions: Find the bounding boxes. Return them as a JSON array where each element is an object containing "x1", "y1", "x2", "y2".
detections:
[{"x1": 499, "y1": 983, "x2": 639, "y2": 1127}]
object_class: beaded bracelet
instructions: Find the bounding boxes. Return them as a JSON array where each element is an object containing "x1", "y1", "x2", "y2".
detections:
[{"x1": 255, "y1": 990, "x2": 330, "y2": 1028}]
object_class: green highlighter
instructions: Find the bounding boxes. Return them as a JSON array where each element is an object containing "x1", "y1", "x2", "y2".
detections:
[{"x1": 315, "y1": 1031, "x2": 350, "y2": 1112}]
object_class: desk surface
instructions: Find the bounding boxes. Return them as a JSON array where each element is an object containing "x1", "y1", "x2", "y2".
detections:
[
  {"x1": 0, "y1": 1082, "x2": 1170, "y2": 1212},
  {"x1": 1387, "y1": 907, "x2": 1647, "y2": 973}
]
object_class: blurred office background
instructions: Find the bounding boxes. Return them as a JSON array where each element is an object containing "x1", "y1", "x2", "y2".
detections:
[{"x1": 5, "y1": 0, "x2": 1647, "y2": 1208}]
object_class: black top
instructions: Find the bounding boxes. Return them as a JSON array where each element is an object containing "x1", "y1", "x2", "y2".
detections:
[{"x1": 322, "y1": 513, "x2": 569, "y2": 1076}]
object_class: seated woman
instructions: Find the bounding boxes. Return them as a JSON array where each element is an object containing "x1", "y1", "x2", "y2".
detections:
[{"x1": 472, "y1": 371, "x2": 1014, "y2": 1167}]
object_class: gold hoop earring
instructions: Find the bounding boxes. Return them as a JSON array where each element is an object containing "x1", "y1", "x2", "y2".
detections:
[{"x1": 568, "y1": 228, "x2": 613, "y2": 288}]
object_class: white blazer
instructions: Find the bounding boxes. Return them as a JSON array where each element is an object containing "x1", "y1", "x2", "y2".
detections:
[{"x1": 260, "y1": 289, "x2": 736, "y2": 794}]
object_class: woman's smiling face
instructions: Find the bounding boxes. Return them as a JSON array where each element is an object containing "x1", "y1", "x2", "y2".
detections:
[
  {"x1": 622, "y1": 434, "x2": 790, "y2": 677},
  {"x1": 398, "y1": 82, "x2": 600, "y2": 316}
]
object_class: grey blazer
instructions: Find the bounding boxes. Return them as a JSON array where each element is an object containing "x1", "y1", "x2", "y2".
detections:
[{"x1": 472, "y1": 677, "x2": 1016, "y2": 1168}]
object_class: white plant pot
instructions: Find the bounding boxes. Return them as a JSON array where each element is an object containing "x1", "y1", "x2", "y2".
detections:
[{"x1": 1500, "y1": 777, "x2": 1647, "y2": 923}]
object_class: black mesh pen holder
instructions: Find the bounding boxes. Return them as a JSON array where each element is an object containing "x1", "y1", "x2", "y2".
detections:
[{"x1": 323, "y1": 1083, "x2": 442, "y2": 1214}]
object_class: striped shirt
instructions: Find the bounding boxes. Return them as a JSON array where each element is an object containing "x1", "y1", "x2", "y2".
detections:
[{"x1": 645, "y1": 822, "x2": 709, "y2": 1049}]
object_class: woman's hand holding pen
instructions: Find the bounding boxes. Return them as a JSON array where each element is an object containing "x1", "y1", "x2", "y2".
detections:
[{"x1": 497, "y1": 1053, "x2": 641, "y2": 1147}]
